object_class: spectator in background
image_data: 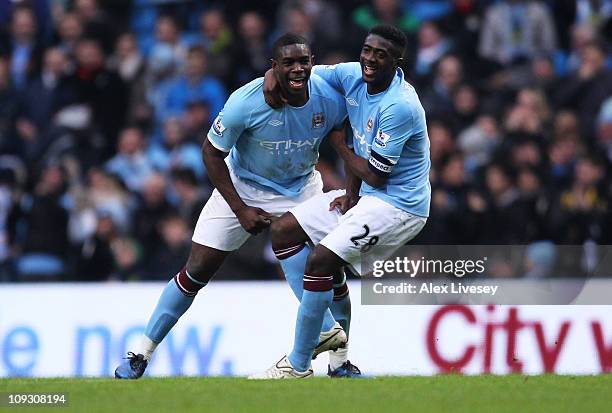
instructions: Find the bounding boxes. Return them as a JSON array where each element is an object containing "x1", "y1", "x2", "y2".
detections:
[
  {"x1": 111, "y1": 32, "x2": 145, "y2": 86},
  {"x1": 106, "y1": 127, "x2": 154, "y2": 194},
  {"x1": 13, "y1": 164, "x2": 69, "y2": 280},
  {"x1": 420, "y1": 54, "x2": 463, "y2": 117},
  {"x1": 1, "y1": 5, "x2": 43, "y2": 90},
  {"x1": 169, "y1": 167, "x2": 210, "y2": 228},
  {"x1": 164, "y1": 45, "x2": 226, "y2": 126},
  {"x1": 549, "y1": 156, "x2": 608, "y2": 244},
  {"x1": 0, "y1": 57, "x2": 19, "y2": 155},
  {"x1": 352, "y1": 0, "x2": 420, "y2": 37},
  {"x1": 73, "y1": 0, "x2": 115, "y2": 53},
  {"x1": 556, "y1": 40, "x2": 612, "y2": 141},
  {"x1": 190, "y1": 9, "x2": 234, "y2": 87},
  {"x1": 54, "y1": 12, "x2": 83, "y2": 60},
  {"x1": 148, "y1": 116, "x2": 205, "y2": 180},
  {"x1": 420, "y1": 151, "x2": 470, "y2": 243},
  {"x1": 565, "y1": 23, "x2": 597, "y2": 74},
  {"x1": 149, "y1": 15, "x2": 187, "y2": 70},
  {"x1": 109, "y1": 32, "x2": 147, "y2": 126},
  {"x1": 0, "y1": 165, "x2": 21, "y2": 281},
  {"x1": 182, "y1": 99, "x2": 210, "y2": 142},
  {"x1": 457, "y1": 114, "x2": 501, "y2": 173},
  {"x1": 414, "y1": 21, "x2": 451, "y2": 79},
  {"x1": 146, "y1": 213, "x2": 191, "y2": 280},
  {"x1": 450, "y1": 83, "x2": 480, "y2": 133},
  {"x1": 276, "y1": 0, "x2": 343, "y2": 55},
  {"x1": 479, "y1": 0, "x2": 557, "y2": 66},
  {"x1": 132, "y1": 172, "x2": 172, "y2": 257},
  {"x1": 75, "y1": 210, "x2": 116, "y2": 281},
  {"x1": 85, "y1": 167, "x2": 133, "y2": 231},
  {"x1": 428, "y1": 119, "x2": 456, "y2": 180},
  {"x1": 16, "y1": 47, "x2": 78, "y2": 164},
  {"x1": 143, "y1": 43, "x2": 181, "y2": 140},
  {"x1": 72, "y1": 38, "x2": 128, "y2": 156},
  {"x1": 231, "y1": 11, "x2": 271, "y2": 89},
  {"x1": 596, "y1": 96, "x2": 612, "y2": 162},
  {"x1": 504, "y1": 88, "x2": 551, "y2": 136},
  {"x1": 440, "y1": 0, "x2": 485, "y2": 69},
  {"x1": 482, "y1": 163, "x2": 528, "y2": 243}
]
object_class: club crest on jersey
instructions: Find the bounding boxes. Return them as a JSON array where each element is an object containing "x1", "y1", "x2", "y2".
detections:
[
  {"x1": 374, "y1": 129, "x2": 390, "y2": 148},
  {"x1": 366, "y1": 117, "x2": 373, "y2": 132},
  {"x1": 312, "y1": 112, "x2": 325, "y2": 129},
  {"x1": 212, "y1": 116, "x2": 226, "y2": 136}
]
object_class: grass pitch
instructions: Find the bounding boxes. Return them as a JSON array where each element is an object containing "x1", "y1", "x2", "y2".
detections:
[{"x1": 1, "y1": 375, "x2": 610, "y2": 413}]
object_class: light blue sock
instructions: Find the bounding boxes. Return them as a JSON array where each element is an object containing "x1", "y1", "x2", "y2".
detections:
[
  {"x1": 288, "y1": 289, "x2": 333, "y2": 372},
  {"x1": 330, "y1": 274, "x2": 351, "y2": 337},
  {"x1": 330, "y1": 295, "x2": 351, "y2": 337},
  {"x1": 144, "y1": 280, "x2": 195, "y2": 343},
  {"x1": 280, "y1": 246, "x2": 336, "y2": 332}
]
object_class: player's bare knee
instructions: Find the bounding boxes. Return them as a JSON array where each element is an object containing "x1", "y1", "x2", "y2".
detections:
[
  {"x1": 271, "y1": 212, "x2": 307, "y2": 252},
  {"x1": 185, "y1": 243, "x2": 228, "y2": 283},
  {"x1": 270, "y1": 215, "x2": 291, "y2": 248},
  {"x1": 305, "y1": 246, "x2": 337, "y2": 275}
]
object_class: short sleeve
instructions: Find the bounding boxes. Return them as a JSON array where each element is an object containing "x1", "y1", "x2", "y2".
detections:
[
  {"x1": 330, "y1": 89, "x2": 348, "y2": 130},
  {"x1": 368, "y1": 104, "x2": 413, "y2": 177},
  {"x1": 206, "y1": 96, "x2": 246, "y2": 152},
  {"x1": 313, "y1": 62, "x2": 361, "y2": 95}
]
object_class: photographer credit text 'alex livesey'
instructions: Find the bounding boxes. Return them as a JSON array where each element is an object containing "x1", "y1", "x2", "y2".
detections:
[{"x1": 360, "y1": 245, "x2": 612, "y2": 305}]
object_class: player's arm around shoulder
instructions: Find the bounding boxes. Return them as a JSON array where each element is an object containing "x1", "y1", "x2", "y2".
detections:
[{"x1": 329, "y1": 126, "x2": 388, "y2": 189}]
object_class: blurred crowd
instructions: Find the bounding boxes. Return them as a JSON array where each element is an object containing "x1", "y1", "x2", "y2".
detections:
[{"x1": 0, "y1": 0, "x2": 611, "y2": 282}]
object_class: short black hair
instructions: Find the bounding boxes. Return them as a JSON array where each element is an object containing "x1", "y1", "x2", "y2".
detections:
[
  {"x1": 368, "y1": 24, "x2": 407, "y2": 59},
  {"x1": 272, "y1": 33, "x2": 310, "y2": 60}
]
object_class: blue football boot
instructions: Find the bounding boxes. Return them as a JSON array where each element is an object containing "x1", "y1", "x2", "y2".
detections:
[
  {"x1": 327, "y1": 360, "x2": 362, "y2": 378},
  {"x1": 114, "y1": 352, "x2": 148, "y2": 379}
]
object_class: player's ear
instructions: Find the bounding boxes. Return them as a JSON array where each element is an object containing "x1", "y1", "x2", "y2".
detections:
[
  {"x1": 311, "y1": 54, "x2": 315, "y2": 65},
  {"x1": 270, "y1": 58, "x2": 278, "y2": 70},
  {"x1": 395, "y1": 57, "x2": 403, "y2": 67}
]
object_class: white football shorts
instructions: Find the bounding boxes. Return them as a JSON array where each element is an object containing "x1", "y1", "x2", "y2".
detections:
[
  {"x1": 192, "y1": 168, "x2": 323, "y2": 251},
  {"x1": 291, "y1": 190, "x2": 427, "y2": 275}
]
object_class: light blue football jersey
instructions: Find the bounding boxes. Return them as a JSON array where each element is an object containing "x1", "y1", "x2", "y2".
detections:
[
  {"x1": 313, "y1": 62, "x2": 431, "y2": 217},
  {"x1": 207, "y1": 75, "x2": 347, "y2": 197}
]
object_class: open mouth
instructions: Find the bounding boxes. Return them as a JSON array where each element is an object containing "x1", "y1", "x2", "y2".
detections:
[
  {"x1": 363, "y1": 64, "x2": 377, "y2": 77},
  {"x1": 289, "y1": 78, "x2": 306, "y2": 89}
]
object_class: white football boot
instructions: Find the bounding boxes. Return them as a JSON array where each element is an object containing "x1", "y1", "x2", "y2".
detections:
[
  {"x1": 312, "y1": 322, "x2": 347, "y2": 359},
  {"x1": 249, "y1": 355, "x2": 313, "y2": 379}
]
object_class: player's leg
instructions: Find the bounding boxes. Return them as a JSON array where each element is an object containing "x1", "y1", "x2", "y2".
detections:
[
  {"x1": 289, "y1": 196, "x2": 426, "y2": 377},
  {"x1": 328, "y1": 267, "x2": 352, "y2": 371},
  {"x1": 115, "y1": 189, "x2": 251, "y2": 379},
  {"x1": 114, "y1": 243, "x2": 229, "y2": 379},
  {"x1": 287, "y1": 244, "x2": 345, "y2": 372},
  {"x1": 271, "y1": 213, "x2": 335, "y2": 329},
  {"x1": 140, "y1": 243, "x2": 228, "y2": 356}
]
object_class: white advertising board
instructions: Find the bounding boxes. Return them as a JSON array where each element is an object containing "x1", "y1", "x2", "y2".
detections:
[{"x1": 0, "y1": 281, "x2": 610, "y2": 377}]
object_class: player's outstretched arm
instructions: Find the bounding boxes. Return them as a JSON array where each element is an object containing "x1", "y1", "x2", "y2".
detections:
[
  {"x1": 202, "y1": 139, "x2": 272, "y2": 234},
  {"x1": 328, "y1": 129, "x2": 387, "y2": 188}
]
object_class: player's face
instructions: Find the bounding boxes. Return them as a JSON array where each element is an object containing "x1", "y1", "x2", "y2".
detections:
[
  {"x1": 360, "y1": 34, "x2": 399, "y2": 88},
  {"x1": 272, "y1": 43, "x2": 313, "y2": 96}
]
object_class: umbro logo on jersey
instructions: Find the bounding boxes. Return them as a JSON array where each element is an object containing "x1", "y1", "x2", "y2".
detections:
[
  {"x1": 268, "y1": 119, "x2": 284, "y2": 127},
  {"x1": 346, "y1": 98, "x2": 359, "y2": 107}
]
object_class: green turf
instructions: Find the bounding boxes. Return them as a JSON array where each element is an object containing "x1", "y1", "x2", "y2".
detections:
[{"x1": 1, "y1": 375, "x2": 610, "y2": 413}]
